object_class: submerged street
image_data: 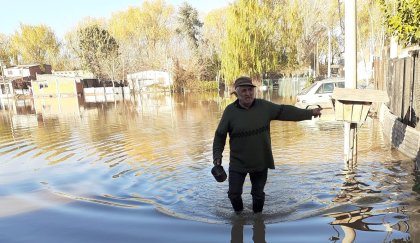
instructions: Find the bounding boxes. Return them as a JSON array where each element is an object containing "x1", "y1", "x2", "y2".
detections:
[{"x1": 0, "y1": 92, "x2": 418, "y2": 242}]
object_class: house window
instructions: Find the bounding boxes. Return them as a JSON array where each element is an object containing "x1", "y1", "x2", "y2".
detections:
[{"x1": 39, "y1": 83, "x2": 48, "y2": 89}]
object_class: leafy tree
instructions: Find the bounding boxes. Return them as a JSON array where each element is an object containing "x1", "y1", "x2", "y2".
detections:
[
  {"x1": 176, "y1": 2, "x2": 203, "y2": 50},
  {"x1": 106, "y1": 10, "x2": 141, "y2": 80},
  {"x1": 357, "y1": 0, "x2": 386, "y2": 77},
  {"x1": 138, "y1": 0, "x2": 174, "y2": 51},
  {"x1": 50, "y1": 51, "x2": 79, "y2": 71},
  {"x1": 137, "y1": 0, "x2": 175, "y2": 72},
  {"x1": 77, "y1": 25, "x2": 119, "y2": 81},
  {"x1": 0, "y1": 34, "x2": 11, "y2": 66},
  {"x1": 203, "y1": 8, "x2": 227, "y2": 58},
  {"x1": 108, "y1": 7, "x2": 142, "y2": 44},
  {"x1": 379, "y1": 0, "x2": 420, "y2": 47},
  {"x1": 65, "y1": 17, "x2": 108, "y2": 56},
  {"x1": 64, "y1": 17, "x2": 116, "y2": 72},
  {"x1": 9, "y1": 24, "x2": 59, "y2": 65},
  {"x1": 201, "y1": 8, "x2": 228, "y2": 80},
  {"x1": 174, "y1": 2, "x2": 214, "y2": 84},
  {"x1": 221, "y1": 0, "x2": 281, "y2": 86},
  {"x1": 297, "y1": 0, "x2": 324, "y2": 71},
  {"x1": 318, "y1": 0, "x2": 343, "y2": 64},
  {"x1": 108, "y1": 0, "x2": 175, "y2": 72},
  {"x1": 277, "y1": 0, "x2": 303, "y2": 75}
]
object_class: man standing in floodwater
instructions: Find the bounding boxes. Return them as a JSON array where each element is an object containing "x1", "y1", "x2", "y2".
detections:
[{"x1": 212, "y1": 76, "x2": 322, "y2": 214}]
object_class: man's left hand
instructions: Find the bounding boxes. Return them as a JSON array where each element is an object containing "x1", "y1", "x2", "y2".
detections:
[{"x1": 312, "y1": 108, "x2": 322, "y2": 118}]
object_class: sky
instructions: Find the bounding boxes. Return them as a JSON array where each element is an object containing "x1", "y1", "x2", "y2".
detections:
[{"x1": 0, "y1": 0, "x2": 230, "y2": 39}]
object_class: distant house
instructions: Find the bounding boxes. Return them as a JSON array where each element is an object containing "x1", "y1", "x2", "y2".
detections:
[
  {"x1": 330, "y1": 64, "x2": 344, "y2": 78},
  {"x1": 0, "y1": 77, "x2": 14, "y2": 98},
  {"x1": 31, "y1": 74, "x2": 83, "y2": 97},
  {"x1": 5, "y1": 64, "x2": 52, "y2": 80},
  {"x1": 127, "y1": 71, "x2": 173, "y2": 92},
  {"x1": 3, "y1": 64, "x2": 52, "y2": 95},
  {"x1": 52, "y1": 70, "x2": 94, "y2": 78},
  {"x1": 52, "y1": 70, "x2": 99, "y2": 88}
]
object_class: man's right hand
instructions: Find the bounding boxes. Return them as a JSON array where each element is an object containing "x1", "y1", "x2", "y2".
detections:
[{"x1": 213, "y1": 158, "x2": 222, "y2": 166}]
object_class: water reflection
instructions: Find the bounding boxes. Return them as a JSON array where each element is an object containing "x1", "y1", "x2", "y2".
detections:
[
  {"x1": 333, "y1": 169, "x2": 380, "y2": 203},
  {"x1": 325, "y1": 204, "x2": 411, "y2": 242},
  {"x1": 324, "y1": 150, "x2": 413, "y2": 241},
  {"x1": 231, "y1": 215, "x2": 266, "y2": 243},
  {"x1": 0, "y1": 98, "x2": 35, "y2": 115},
  {"x1": 33, "y1": 96, "x2": 83, "y2": 117}
]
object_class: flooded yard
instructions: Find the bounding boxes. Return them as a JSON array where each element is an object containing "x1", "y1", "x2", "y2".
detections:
[{"x1": 0, "y1": 92, "x2": 419, "y2": 243}]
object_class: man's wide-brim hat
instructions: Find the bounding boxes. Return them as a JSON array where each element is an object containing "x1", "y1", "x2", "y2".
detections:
[{"x1": 234, "y1": 76, "x2": 256, "y2": 89}]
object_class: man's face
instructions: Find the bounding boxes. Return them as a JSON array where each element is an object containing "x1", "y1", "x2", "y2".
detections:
[{"x1": 236, "y1": 85, "x2": 255, "y2": 107}]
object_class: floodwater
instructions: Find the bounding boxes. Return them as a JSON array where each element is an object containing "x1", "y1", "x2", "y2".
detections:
[{"x1": 0, "y1": 92, "x2": 419, "y2": 243}]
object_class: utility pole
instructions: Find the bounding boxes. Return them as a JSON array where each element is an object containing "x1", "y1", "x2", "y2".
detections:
[
  {"x1": 328, "y1": 28, "x2": 331, "y2": 78},
  {"x1": 0, "y1": 60, "x2": 6, "y2": 96},
  {"x1": 0, "y1": 60, "x2": 5, "y2": 82},
  {"x1": 319, "y1": 23, "x2": 332, "y2": 78},
  {"x1": 344, "y1": 0, "x2": 358, "y2": 170},
  {"x1": 316, "y1": 42, "x2": 319, "y2": 76}
]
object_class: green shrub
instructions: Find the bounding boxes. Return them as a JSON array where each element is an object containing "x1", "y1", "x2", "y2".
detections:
[{"x1": 185, "y1": 80, "x2": 218, "y2": 91}]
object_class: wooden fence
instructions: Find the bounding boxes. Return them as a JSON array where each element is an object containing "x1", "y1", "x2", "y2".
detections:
[
  {"x1": 374, "y1": 49, "x2": 420, "y2": 131},
  {"x1": 261, "y1": 77, "x2": 308, "y2": 97}
]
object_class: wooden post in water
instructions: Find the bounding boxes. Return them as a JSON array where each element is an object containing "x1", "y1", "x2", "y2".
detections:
[
  {"x1": 332, "y1": 88, "x2": 389, "y2": 168},
  {"x1": 344, "y1": 0, "x2": 357, "y2": 170}
]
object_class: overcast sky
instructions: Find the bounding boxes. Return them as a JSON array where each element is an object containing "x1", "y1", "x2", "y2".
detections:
[{"x1": 0, "y1": 0, "x2": 230, "y2": 39}]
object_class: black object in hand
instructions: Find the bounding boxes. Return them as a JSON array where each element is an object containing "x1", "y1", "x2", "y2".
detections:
[{"x1": 211, "y1": 165, "x2": 227, "y2": 182}]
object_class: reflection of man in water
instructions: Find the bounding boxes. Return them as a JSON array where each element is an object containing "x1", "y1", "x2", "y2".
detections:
[
  {"x1": 231, "y1": 216, "x2": 266, "y2": 243},
  {"x1": 213, "y1": 76, "x2": 322, "y2": 213}
]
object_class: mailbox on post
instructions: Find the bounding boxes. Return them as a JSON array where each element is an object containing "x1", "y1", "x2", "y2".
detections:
[{"x1": 331, "y1": 88, "x2": 389, "y2": 123}]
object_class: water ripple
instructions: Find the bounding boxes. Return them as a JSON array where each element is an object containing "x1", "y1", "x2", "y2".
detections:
[{"x1": 0, "y1": 96, "x2": 416, "y2": 230}]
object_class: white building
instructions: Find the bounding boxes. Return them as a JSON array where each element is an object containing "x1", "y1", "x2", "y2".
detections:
[
  {"x1": 52, "y1": 70, "x2": 95, "y2": 79},
  {"x1": 127, "y1": 70, "x2": 173, "y2": 92}
]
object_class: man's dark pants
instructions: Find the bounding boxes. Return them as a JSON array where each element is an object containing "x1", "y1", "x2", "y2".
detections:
[{"x1": 228, "y1": 168, "x2": 268, "y2": 213}]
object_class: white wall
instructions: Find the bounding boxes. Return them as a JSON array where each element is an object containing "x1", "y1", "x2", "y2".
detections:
[
  {"x1": 4, "y1": 68, "x2": 31, "y2": 78},
  {"x1": 127, "y1": 70, "x2": 172, "y2": 91}
]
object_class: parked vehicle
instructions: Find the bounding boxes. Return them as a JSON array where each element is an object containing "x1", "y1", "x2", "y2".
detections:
[{"x1": 295, "y1": 78, "x2": 345, "y2": 109}]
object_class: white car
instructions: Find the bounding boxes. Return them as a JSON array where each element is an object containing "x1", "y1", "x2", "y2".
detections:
[{"x1": 295, "y1": 78, "x2": 345, "y2": 109}]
